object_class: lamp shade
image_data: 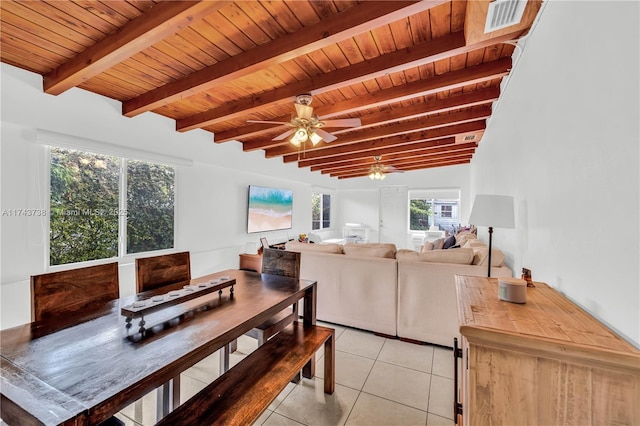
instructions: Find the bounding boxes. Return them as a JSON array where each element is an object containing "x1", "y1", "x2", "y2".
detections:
[{"x1": 468, "y1": 194, "x2": 515, "y2": 229}]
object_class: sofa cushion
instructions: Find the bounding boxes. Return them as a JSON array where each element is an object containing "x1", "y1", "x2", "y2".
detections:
[
  {"x1": 455, "y1": 232, "x2": 477, "y2": 246},
  {"x1": 472, "y1": 247, "x2": 506, "y2": 266},
  {"x1": 432, "y1": 238, "x2": 445, "y2": 250},
  {"x1": 397, "y1": 248, "x2": 474, "y2": 264},
  {"x1": 463, "y1": 240, "x2": 486, "y2": 249},
  {"x1": 343, "y1": 243, "x2": 396, "y2": 258},
  {"x1": 284, "y1": 241, "x2": 343, "y2": 254},
  {"x1": 420, "y1": 242, "x2": 434, "y2": 252}
]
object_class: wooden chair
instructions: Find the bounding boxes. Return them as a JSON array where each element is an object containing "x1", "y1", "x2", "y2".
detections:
[
  {"x1": 135, "y1": 251, "x2": 191, "y2": 420},
  {"x1": 31, "y1": 262, "x2": 124, "y2": 426},
  {"x1": 135, "y1": 251, "x2": 191, "y2": 293},
  {"x1": 31, "y1": 262, "x2": 119, "y2": 327},
  {"x1": 223, "y1": 249, "x2": 301, "y2": 374}
]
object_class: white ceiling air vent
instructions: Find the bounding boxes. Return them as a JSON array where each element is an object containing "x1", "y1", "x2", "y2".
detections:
[{"x1": 484, "y1": 0, "x2": 527, "y2": 33}]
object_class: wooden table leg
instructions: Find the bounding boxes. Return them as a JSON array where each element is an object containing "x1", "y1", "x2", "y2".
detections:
[
  {"x1": 324, "y1": 331, "x2": 335, "y2": 394},
  {"x1": 302, "y1": 283, "x2": 317, "y2": 379}
]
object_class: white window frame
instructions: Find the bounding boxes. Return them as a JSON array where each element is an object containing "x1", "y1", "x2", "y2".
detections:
[
  {"x1": 41, "y1": 131, "x2": 187, "y2": 271},
  {"x1": 312, "y1": 192, "x2": 332, "y2": 230}
]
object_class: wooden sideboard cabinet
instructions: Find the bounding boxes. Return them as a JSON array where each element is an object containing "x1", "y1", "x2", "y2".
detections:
[
  {"x1": 454, "y1": 275, "x2": 640, "y2": 426},
  {"x1": 239, "y1": 253, "x2": 262, "y2": 273}
]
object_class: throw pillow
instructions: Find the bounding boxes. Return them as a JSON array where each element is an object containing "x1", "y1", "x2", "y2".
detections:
[
  {"x1": 432, "y1": 238, "x2": 445, "y2": 250},
  {"x1": 455, "y1": 232, "x2": 477, "y2": 246},
  {"x1": 463, "y1": 240, "x2": 486, "y2": 248},
  {"x1": 420, "y1": 242, "x2": 434, "y2": 252},
  {"x1": 443, "y1": 235, "x2": 457, "y2": 249}
]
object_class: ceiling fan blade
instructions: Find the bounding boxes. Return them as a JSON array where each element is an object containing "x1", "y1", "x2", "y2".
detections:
[
  {"x1": 383, "y1": 165, "x2": 405, "y2": 173},
  {"x1": 273, "y1": 129, "x2": 295, "y2": 141},
  {"x1": 295, "y1": 103, "x2": 314, "y2": 120},
  {"x1": 247, "y1": 120, "x2": 291, "y2": 125},
  {"x1": 321, "y1": 118, "x2": 362, "y2": 128},
  {"x1": 315, "y1": 128, "x2": 337, "y2": 143}
]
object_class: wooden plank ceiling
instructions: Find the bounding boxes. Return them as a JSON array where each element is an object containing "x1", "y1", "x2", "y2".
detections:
[{"x1": 0, "y1": 0, "x2": 542, "y2": 179}]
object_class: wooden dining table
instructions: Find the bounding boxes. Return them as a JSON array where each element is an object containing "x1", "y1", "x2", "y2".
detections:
[{"x1": 0, "y1": 269, "x2": 319, "y2": 426}]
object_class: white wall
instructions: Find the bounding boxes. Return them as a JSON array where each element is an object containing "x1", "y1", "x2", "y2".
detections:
[
  {"x1": 470, "y1": 1, "x2": 640, "y2": 346},
  {"x1": 337, "y1": 165, "x2": 472, "y2": 246},
  {"x1": 0, "y1": 63, "x2": 338, "y2": 328}
]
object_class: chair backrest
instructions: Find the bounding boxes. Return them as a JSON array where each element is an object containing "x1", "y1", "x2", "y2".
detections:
[
  {"x1": 261, "y1": 249, "x2": 301, "y2": 278},
  {"x1": 135, "y1": 251, "x2": 191, "y2": 293},
  {"x1": 31, "y1": 262, "x2": 119, "y2": 325}
]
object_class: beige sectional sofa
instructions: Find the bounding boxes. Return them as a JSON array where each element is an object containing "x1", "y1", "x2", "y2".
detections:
[{"x1": 285, "y1": 236, "x2": 512, "y2": 347}]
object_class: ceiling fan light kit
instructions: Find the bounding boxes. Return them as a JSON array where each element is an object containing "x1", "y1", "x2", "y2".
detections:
[
  {"x1": 369, "y1": 168, "x2": 386, "y2": 180},
  {"x1": 250, "y1": 94, "x2": 361, "y2": 148}
]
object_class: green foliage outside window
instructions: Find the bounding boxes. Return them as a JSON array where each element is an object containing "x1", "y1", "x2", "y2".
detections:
[
  {"x1": 49, "y1": 147, "x2": 175, "y2": 266},
  {"x1": 127, "y1": 160, "x2": 175, "y2": 254},
  {"x1": 50, "y1": 148, "x2": 119, "y2": 265},
  {"x1": 409, "y1": 199, "x2": 431, "y2": 230}
]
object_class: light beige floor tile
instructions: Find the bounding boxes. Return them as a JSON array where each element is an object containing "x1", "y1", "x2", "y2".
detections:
[
  {"x1": 268, "y1": 381, "x2": 297, "y2": 411},
  {"x1": 362, "y1": 361, "x2": 431, "y2": 411},
  {"x1": 253, "y1": 409, "x2": 273, "y2": 425},
  {"x1": 275, "y1": 378, "x2": 359, "y2": 425},
  {"x1": 114, "y1": 413, "x2": 140, "y2": 426},
  {"x1": 335, "y1": 328, "x2": 385, "y2": 360},
  {"x1": 262, "y1": 412, "x2": 306, "y2": 425},
  {"x1": 179, "y1": 374, "x2": 209, "y2": 402},
  {"x1": 230, "y1": 334, "x2": 260, "y2": 368},
  {"x1": 377, "y1": 339, "x2": 434, "y2": 373},
  {"x1": 182, "y1": 350, "x2": 221, "y2": 383},
  {"x1": 431, "y1": 346, "x2": 454, "y2": 379},
  {"x1": 316, "y1": 350, "x2": 375, "y2": 390},
  {"x1": 427, "y1": 375, "x2": 454, "y2": 420},
  {"x1": 317, "y1": 320, "x2": 347, "y2": 340},
  {"x1": 120, "y1": 389, "x2": 158, "y2": 426},
  {"x1": 427, "y1": 413, "x2": 455, "y2": 426},
  {"x1": 345, "y1": 392, "x2": 427, "y2": 426},
  {"x1": 121, "y1": 375, "x2": 208, "y2": 426}
]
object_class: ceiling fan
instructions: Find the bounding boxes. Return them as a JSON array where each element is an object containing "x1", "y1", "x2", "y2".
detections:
[
  {"x1": 369, "y1": 156, "x2": 404, "y2": 180},
  {"x1": 247, "y1": 94, "x2": 361, "y2": 147}
]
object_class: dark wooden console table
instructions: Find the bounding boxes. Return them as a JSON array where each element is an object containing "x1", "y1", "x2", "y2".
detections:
[{"x1": 0, "y1": 269, "x2": 326, "y2": 425}]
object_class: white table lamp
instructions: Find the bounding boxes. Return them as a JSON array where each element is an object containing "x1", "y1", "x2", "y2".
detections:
[{"x1": 468, "y1": 194, "x2": 515, "y2": 277}]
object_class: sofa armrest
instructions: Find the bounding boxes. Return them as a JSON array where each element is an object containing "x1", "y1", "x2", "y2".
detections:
[
  {"x1": 298, "y1": 251, "x2": 398, "y2": 336},
  {"x1": 397, "y1": 261, "x2": 511, "y2": 347}
]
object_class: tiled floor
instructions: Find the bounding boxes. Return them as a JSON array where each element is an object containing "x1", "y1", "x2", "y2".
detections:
[{"x1": 117, "y1": 322, "x2": 455, "y2": 426}]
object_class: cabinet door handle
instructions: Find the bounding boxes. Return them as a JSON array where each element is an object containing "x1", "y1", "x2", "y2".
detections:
[{"x1": 453, "y1": 338, "x2": 463, "y2": 421}]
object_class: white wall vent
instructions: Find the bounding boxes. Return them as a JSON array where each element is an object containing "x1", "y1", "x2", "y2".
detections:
[{"x1": 484, "y1": 0, "x2": 527, "y2": 33}]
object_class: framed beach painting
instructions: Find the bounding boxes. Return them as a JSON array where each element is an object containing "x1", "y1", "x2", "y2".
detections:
[{"x1": 247, "y1": 185, "x2": 293, "y2": 234}]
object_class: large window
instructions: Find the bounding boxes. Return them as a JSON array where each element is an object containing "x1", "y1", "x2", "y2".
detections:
[
  {"x1": 49, "y1": 147, "x2": 175, "y2": 266},
  {"x1": 311, "y1": 193, "x2": 331, "y2": 230},
  {"x1": 409, "y1": 189, "x2": 460, "y2": 232}
]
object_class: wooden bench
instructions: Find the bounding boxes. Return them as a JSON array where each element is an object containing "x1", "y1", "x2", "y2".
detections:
[{"x1": 156, "y1": 322, "x2": 335, "y2": 426}]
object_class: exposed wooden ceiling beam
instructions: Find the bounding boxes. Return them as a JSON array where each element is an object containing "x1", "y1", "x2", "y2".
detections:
[
  {"x1": 178, "y1": 31, "x2": 520, "y2": 132},
  {"x1": 285, "y1": 121, "x2": 484, "y2": 164},
  {"x1": 268, "y1": 107, "x2": 491, "y2": 158},
  {"x1": 43, "y1": 1, "x2": 228, "y2": 95},
  {"x1": 299, "y1": 138, "x2": 463, "y2": 168},
  {"x1": 334, "y1": 157, "x2": 472, "y2": 179},
  {"x1": 122, "y1": 0, "x2": 445, "y2": 117},
  {"x1": 308, "y1": 141, "x2": 478, "y2": 171},
  {"x1": 316, "y1": 147, "x2": 477, "y2": 174},
  {"x1": 234, "y1": 85, "x2": 500, "y2": 150}
]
